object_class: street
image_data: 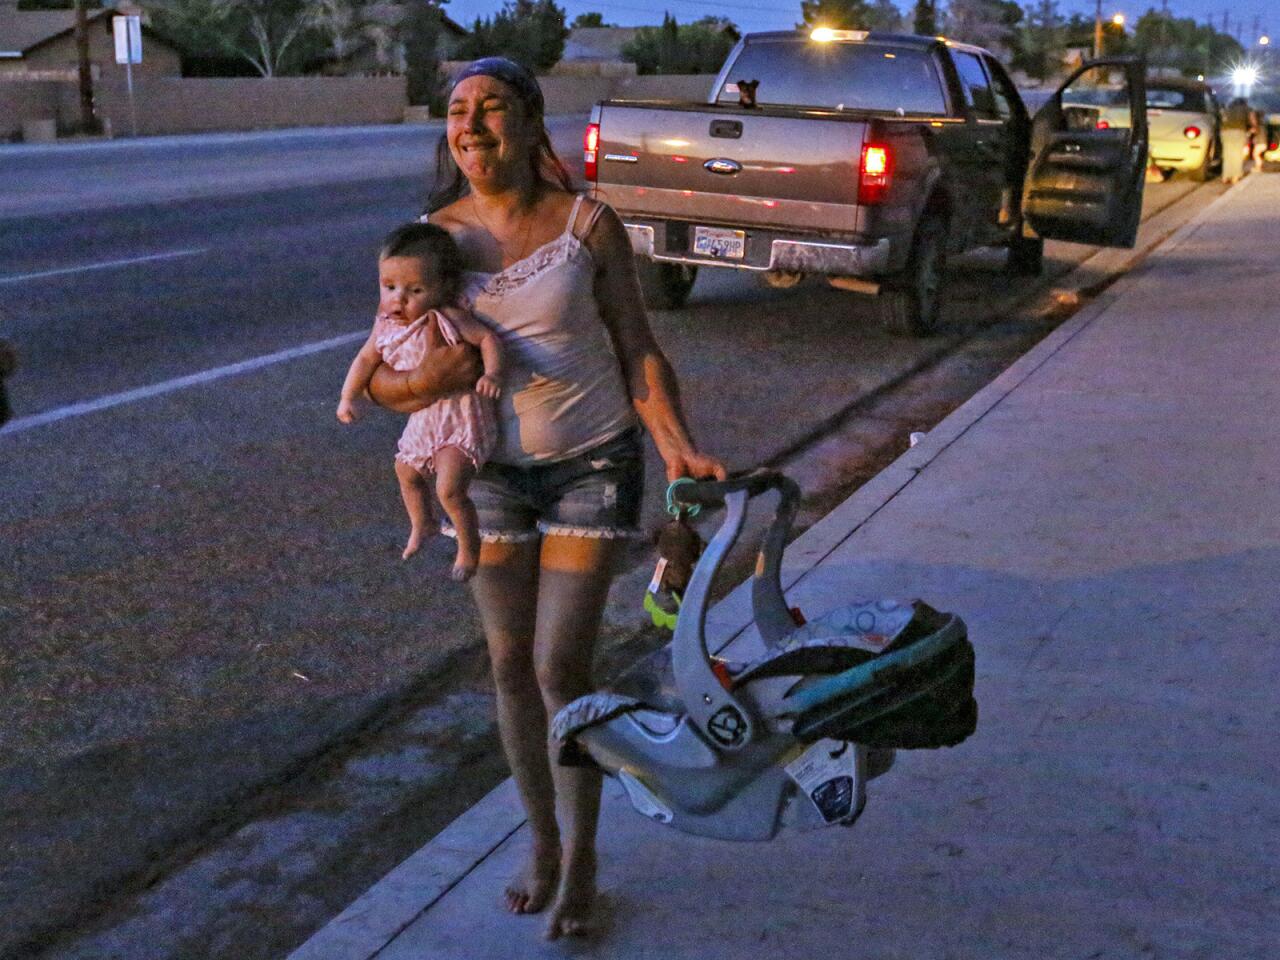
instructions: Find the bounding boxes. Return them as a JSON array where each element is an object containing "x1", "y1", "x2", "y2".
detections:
[{"x1": 0, "y1": 121, "x2": 1216, "y2": 958}]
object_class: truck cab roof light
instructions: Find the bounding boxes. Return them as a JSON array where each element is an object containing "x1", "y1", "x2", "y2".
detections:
[{"x1": 810, "y1": 28, "x2": 868, "y2": 42}]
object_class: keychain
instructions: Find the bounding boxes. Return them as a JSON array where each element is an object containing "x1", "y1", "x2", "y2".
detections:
[{"x1": 644, "y1": 479, "x2": 705, "y2": 631}]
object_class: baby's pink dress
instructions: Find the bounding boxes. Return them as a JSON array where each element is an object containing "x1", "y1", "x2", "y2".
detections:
[{"x1": 374, "y1": 309, "x2": 497, "y2": 474}]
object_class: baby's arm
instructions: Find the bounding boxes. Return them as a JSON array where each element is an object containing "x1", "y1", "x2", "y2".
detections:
[
  {"x1": 337, "y1": 331, "x2": 382, "y2": 423},
  {"x1": 442, "y1": 307, "x2": 503, "y2": 399}
]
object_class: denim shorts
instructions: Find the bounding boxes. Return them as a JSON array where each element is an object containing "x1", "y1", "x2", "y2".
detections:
[{"x1": 444, "y1": 427, "x2": 645, "y2": 543}]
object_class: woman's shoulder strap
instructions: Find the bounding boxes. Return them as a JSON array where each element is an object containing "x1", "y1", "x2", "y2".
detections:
[{"x1": 568, "y1": 194, "x2": 608, "y2": 241}]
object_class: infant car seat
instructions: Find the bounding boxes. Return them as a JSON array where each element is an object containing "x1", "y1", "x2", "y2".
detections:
[{"x1": 552, "y1": 470, "x2": 976, "y2": 841}]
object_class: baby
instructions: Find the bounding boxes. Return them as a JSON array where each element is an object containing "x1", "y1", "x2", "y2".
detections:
[{"x1": 338, "y1": 222, "x2": 501, "y2": 581}]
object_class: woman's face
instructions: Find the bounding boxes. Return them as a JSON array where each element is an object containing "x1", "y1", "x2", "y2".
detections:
[{"x1": 446, "y1": 75, "x2": 535, "y2": 188}]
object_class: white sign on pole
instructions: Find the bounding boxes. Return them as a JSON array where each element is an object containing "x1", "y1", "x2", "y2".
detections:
[{"x1": 113, "y1": 16, "x2": 142, "y2": 65}]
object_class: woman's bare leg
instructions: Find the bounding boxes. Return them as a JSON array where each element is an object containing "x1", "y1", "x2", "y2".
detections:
[
  {"x1": 469, "y1": 537, "x2": 561, "y2": 915},
  {"x1": 433, "y1": 446, "x2": 481, "y2": 581},
  {"x1": 394, "y1": 460, "x2": 433, "y2": 560},
  {"x1": 533, "y1": 533, "x2": 622, "y2": 940}
]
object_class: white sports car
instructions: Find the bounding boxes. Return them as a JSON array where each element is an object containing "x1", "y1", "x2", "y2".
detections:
[{"x1": 1073, "y1": 77, "x2": 1223, "y2": 181}]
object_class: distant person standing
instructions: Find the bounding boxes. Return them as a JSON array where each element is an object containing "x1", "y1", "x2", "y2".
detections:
[
  {"x1": 1221, "y1": 97, "x2": 1251, "y2": 184},
  {"x1": 1248, "y1": 104, "x2": 1267, "y2": 170}
]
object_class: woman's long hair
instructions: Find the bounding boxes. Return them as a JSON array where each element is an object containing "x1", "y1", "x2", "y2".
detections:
[{"x1": 425, "y1": 121, "x2": 574, "y2": 214}]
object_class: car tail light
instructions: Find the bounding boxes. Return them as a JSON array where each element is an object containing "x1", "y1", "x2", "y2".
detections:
[
  {"x1": 584, "y1": 122, "x2": 600, "y2": 182},
  {"x1": 1183, "y1": 125, "x2": 1202, "y2": 139},
  {"x1": 1096, "y1": 119, "x2": 1111, "y2": 130},
  {"x1": 858, "y1": 143, "x2": 892, "y2": 205},
  {"x1": 1271, "y1": 141, "x2": 1279, "y2": 151}
]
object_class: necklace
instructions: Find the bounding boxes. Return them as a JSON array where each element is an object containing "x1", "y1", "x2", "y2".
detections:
[{"x1": 470, "y1": 194, "x2": 536, "y2": 267}]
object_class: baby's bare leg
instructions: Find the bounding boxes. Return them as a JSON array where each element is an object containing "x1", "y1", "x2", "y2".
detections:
[
  {"x1": 395, "y1": 459, "x2": 434, "y2": 560},
  {"x1": 433, "y1": 446, "x2": 481, "y2": 582}
]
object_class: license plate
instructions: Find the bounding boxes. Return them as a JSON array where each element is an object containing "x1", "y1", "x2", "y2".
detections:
[{"x1": 692, "y1": 226, "x2": 746, "y2": 260}]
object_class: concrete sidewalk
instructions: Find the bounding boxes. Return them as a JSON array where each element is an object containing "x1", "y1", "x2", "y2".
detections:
[{"x1": 292, "y1": 173, "x2": 1280, "y2": 960}]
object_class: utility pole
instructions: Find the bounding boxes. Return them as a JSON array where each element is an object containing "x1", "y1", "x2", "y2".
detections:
[
  {"x1": 73, "y1": 0, "x2": 100, "y2": 135},
  {"x1": 1158, "y1": 0, "x2": 1170, "y2": 72},
  {"x1": 1093, "y1": 0, "x2": 1103, "y2": 60}
]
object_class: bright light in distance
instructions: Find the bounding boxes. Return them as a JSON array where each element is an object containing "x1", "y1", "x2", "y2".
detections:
[
  {"x1": 1260, "y1": 35, "x2": 1271, "y2": 46},
  {"x1": 1111, "y1": 13, "x2": 1125, "y2": 26},
  {"x1": 1232, "y1": 65, "x2": 1260, "y2": 86}
]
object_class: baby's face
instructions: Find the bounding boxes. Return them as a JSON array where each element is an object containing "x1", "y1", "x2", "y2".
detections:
[{"x1": 378, "y1": 255, "x2": 443, "y2": 323}]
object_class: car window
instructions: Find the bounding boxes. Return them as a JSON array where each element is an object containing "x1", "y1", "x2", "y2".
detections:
[
  {"x1": 982, "y1": 55, "x2": 1016, "y2": 119},
  {"x1": 716, "y1": 40, "x2": 948, "y2": 115},
  {"x1": 953, "y1": 51, "x2": 997, "y2": 118},
  {"x1": 1146, "y1": 87, "x2": 1208, "y2": 111}
]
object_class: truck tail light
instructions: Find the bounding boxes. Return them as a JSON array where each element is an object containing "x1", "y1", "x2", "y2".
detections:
[
  {"x1": 858, "y1": 143, "x2": 892, "y2": 205},
  {"x1": 1183, "y1": 125, "x2": 1201, "y2": 139},
  {"x1": 584, "y1": 122, "x2": 600, "y2": 182}
]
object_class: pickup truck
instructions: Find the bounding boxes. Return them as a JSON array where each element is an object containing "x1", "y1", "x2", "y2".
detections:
[{"x1": 585, "y1": 30, "x2": 1150, "y2": 335}]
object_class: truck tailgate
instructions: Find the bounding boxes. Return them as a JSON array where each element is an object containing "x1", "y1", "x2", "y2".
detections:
[{"x1": 594, "y1": 102, "x2": 868, "y2": 234}]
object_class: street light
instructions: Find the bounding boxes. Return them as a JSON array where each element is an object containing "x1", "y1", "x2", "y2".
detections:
[
  {"x1": 1112, "y1": 13, "x2": 1126, "y2": 27},
  {"x1": 1260, "y1": 35, "x2": 1271, "y2": 46}
]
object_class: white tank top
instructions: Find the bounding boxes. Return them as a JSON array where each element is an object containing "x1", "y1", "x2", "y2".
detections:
[{"x1": 456, "y1": 194, "x2": 637, "y2": 465}]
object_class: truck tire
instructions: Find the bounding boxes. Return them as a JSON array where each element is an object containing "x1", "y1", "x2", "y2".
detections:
[
  {"x1": 636, "y1": 259, "x2": 697, "y2": 310},
  {"x1": 1006, "y1": 234, "x2": 1044, "y2": 276},
  {"x1": 877, "y1": 214, "x2": 947, "y2": 337}
]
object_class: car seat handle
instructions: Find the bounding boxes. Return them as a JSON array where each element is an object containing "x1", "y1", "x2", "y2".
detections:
[
  {"x1": 673, "y1": 488, "x2": 759, "y2": 751},
  {"x1": 670, "y1": 468, "x2": 796, "y2": 508},
  {"x1": 673, "y1": 470, "x2": 801, "y2": 649}
]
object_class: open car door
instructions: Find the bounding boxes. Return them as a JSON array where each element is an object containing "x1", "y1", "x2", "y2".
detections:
[{"x1": 1022, "y1": 57, "x2": 1148, "y2": 248}]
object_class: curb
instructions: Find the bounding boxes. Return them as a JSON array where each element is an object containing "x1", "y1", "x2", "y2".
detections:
[{"x1": 286, "y1": 174, "x2": 1251, "y2": 960}]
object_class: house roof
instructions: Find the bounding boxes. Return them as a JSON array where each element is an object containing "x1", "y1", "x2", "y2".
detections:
[
  {"x1": 562, "y1": 27, "x2": 643, "y2": 62},
  {"x1": 0, "y1": 4, "x2": 113, "y2": 58}
]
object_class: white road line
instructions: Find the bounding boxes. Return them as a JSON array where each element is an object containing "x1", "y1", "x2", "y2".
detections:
[
  {"x1": 0, "y1": 247, "x2": 209, "y2": 285},
  {"x1": 1, "y1": 330, "x2": 367, "y2": 437}
]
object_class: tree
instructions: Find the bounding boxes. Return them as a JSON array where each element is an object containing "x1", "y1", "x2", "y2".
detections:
[
  {"x1": 1013, "y1": 0, "x2": 1063, "y2": 81},
  {"x1": 309, "y1": 0, "x2": 373, "y2": 67},
  {"x1": 911, "y1": 0, "x2": 937, "y2": 35},
  {"x1": 143, "y1": 0, "x2": 328, "y2": 77},
  {"x1": 621, "y1": 14, "x2": 738, "y2": 75},
  {"x1": 74, "y1": 0, "x2": 100, "y2": 134},
  {"x1": 402, "y1": 1, "x2": 445, "y2": 106},
  {"x1": 1131, "y1": 11, "x2": 1242, "y2": 77},
  {"x1": 945, "y1": 0, "x2": 1018, "y2": 57},
  {"x1": 455, "y1": 0, "x2": 568, "y2": 72},
  {"x1": 799, "y1": 0, "x2": 875, "y2": 31},
  {"x1": 867, "y1": 0, "x2": 902, "y2": 31},
  {"x1": 570, "y1": 12, "x2": 610, "y2": 28}
]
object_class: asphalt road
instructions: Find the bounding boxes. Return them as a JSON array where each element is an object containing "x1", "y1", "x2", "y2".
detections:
[{"x1": 0, "y1": 123, "x2": 1200, "y2": 957}]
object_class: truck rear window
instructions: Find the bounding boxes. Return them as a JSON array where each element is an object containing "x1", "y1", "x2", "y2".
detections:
[{"x1": 715, "y1": 39, "x2": 948, "y2": 116}]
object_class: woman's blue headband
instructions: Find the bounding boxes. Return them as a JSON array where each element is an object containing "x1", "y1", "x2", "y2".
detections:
[{"x1": 450, "y1": 58, "x2": 545, "y2": 117}]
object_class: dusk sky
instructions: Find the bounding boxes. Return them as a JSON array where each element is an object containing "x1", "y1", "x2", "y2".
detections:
[{"x1": 443, "y1": 0, "x2": 1274, "y2": 49}]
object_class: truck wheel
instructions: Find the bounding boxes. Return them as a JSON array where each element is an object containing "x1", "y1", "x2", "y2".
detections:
[
  {"x1": 636, "y1": 259, "x2": 697, "y2": 310},
  {"x1": 1006, "y1": 234, "x2": 1044, "y2": 276},
  {"x1": 878, "y1": 215, "x2": 947, "y2": 337}
]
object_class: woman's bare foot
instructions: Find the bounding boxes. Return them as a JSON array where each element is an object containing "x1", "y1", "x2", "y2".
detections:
[
  {"x1": 402, "y1": 527, "x2": 424, "y2": 560},
  {"x1": 544, "y1": 849, "x2": 597, "y2": 940},
  {"x1": 504, "y1": 847, "x2": 560, "y2": 915}
]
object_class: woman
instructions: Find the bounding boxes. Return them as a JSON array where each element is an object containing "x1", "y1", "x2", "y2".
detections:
[
  {"x1": 370, "y1": 58, "x2": 725, "y2": 939},
  {"x1": 1221, "y1": 97, "x2": 1251, "y2": 184}
]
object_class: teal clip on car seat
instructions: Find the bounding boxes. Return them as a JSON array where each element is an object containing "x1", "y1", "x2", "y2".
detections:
[{"x1": 552, "y1": 470, "x2": 976, "y2": 841}]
